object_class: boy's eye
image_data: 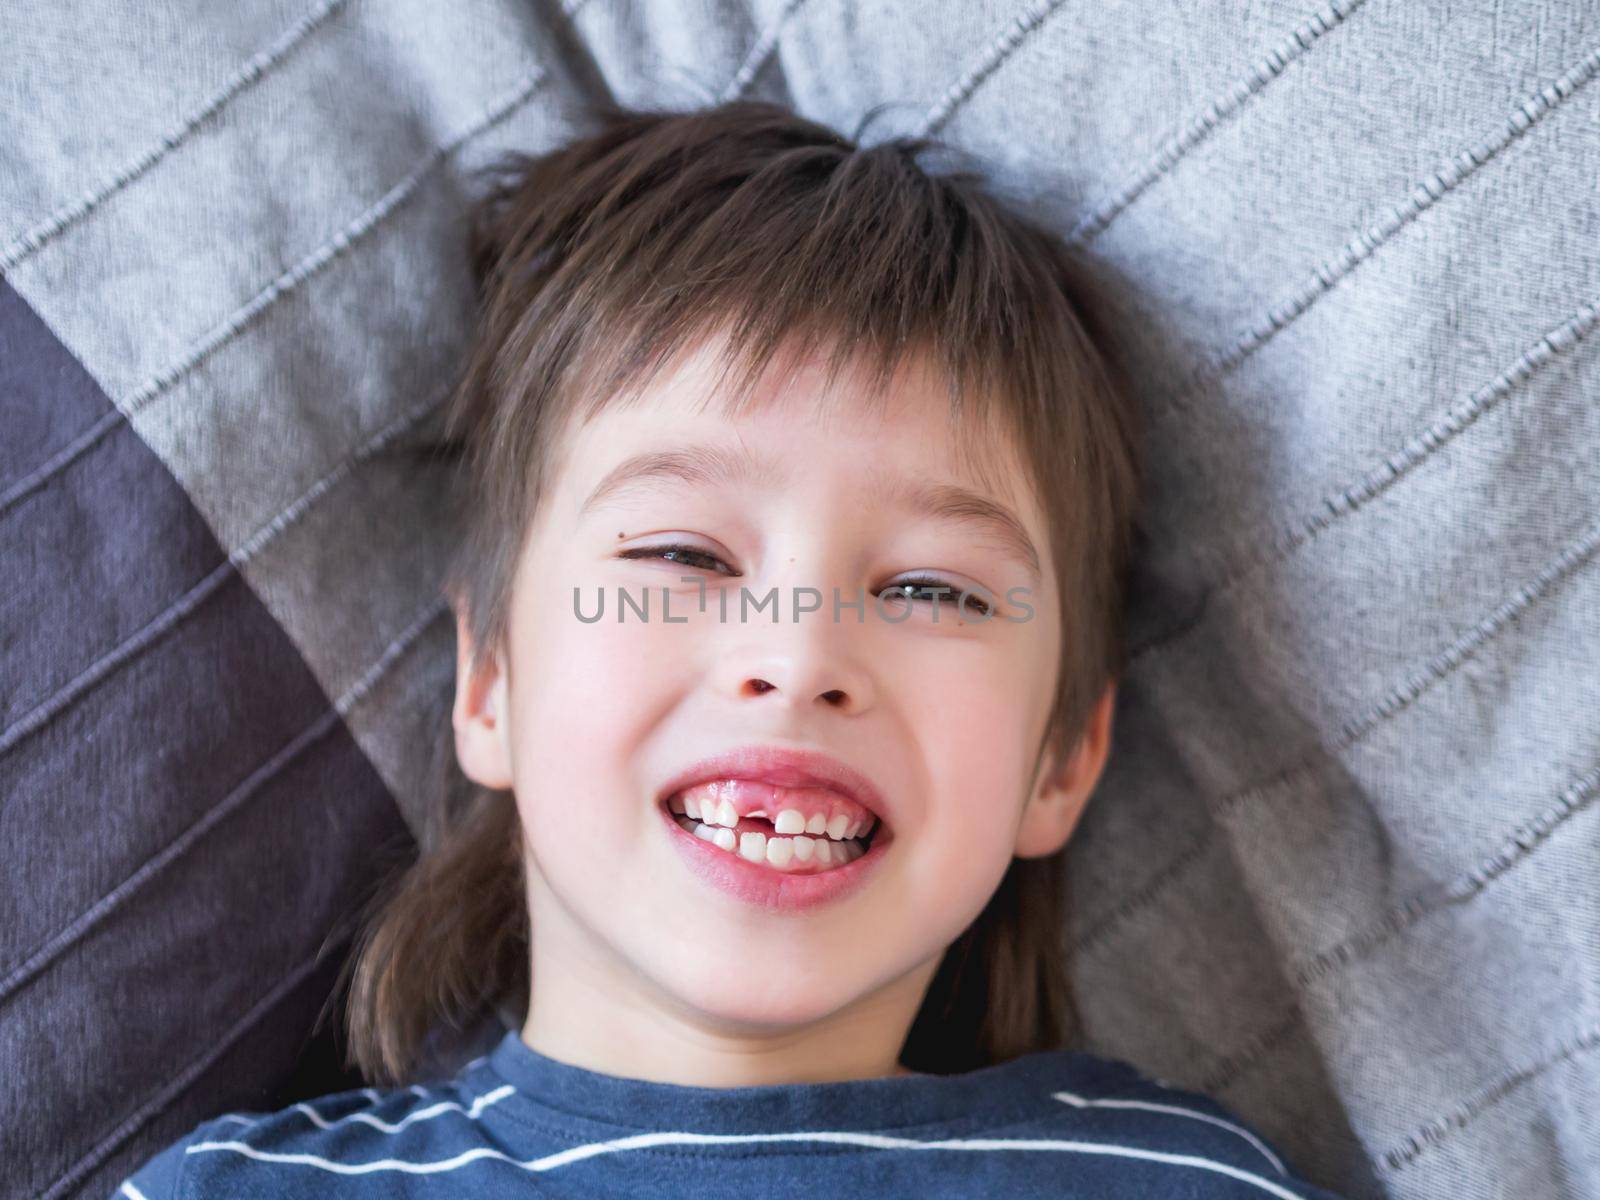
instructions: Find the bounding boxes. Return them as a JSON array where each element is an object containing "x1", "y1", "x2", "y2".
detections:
[
  {"x1": 879, "y1": 577, "x2": 992, "y2": 616},
  {"x1": 614, "y1": 552, "x2": 989, "y2": 613},
  {"x1": 618, "y1": 544, "x2": 737, "y2": 575}
]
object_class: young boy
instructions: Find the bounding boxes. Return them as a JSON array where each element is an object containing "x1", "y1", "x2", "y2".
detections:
[{"x1": 116, "y1": 100, "x2": 1344, "y2": 1198}]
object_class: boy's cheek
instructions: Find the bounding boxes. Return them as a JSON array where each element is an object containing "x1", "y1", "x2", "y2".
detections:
[
  {"x1": 898, "y1": 663, "x2": 1050, "y2": 838},
  {"x1": 509, "y1": 617, "x2": 706, "y2": 819},
  {"x1": 525, "y1": 572, "x2": 696, "y2": 665},
  {"x1": 519, "y1": 621, "x2": 691, "y2": 741}
]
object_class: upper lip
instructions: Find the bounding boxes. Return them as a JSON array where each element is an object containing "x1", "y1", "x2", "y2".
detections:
[{"x1": 657, "y1": 745, "x2": 891, "y2": 827}]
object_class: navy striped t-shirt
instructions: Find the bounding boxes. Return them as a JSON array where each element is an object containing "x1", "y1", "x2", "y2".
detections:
[{"x1": 117, "y1": 1031, "x2": 1344, "y2": 1198}]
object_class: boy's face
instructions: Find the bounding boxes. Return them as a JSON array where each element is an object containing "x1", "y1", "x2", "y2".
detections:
[{"x1": 455, "y1": 331, "x2": 1114, "y2": 1078}]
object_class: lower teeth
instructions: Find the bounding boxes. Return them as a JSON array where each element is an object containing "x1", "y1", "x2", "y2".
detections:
[{"x1": 675, "y1": 815, "x2": 868, "y2": 871}]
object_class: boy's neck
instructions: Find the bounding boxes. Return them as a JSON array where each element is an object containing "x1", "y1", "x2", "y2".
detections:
[{"x1": 518, "y1": 953, "x2": 938, "y2": 1088}]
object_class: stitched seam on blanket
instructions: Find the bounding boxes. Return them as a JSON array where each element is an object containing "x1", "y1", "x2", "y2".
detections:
[
  {"x1": 0, "y1": 0, "x2": 350, "y2": 274},
  {"x1": 0, "y1": 65, "x2": 551, "y2": 522},
  {"x1": 1379, "y1": 1018, "x2": 1600, "y2": 1171},
  {"x1": 1194, "y1": 757, "x2": 1600, "y2": 1094},
  {"x1": 1073, "y1": 519, "x2": 1600, "y2": 956},
  {"x1": 0, "y1": 387, "x2": 445, "y2": 764},
  {"x1": 1161, "y1": 45, "x2": 1600, "y2": 418},
  {"x1": 42, "y1": 948, "x2": 332, "y2": 1200},
  {"x1": 0, "y1": 412, "x2": 451, "y2": 998},
  {"x1": 1128, "y1": 300, "x2": 1600, "y2": 663},
  {"x1": 916, "y1": 0, "x2": 1075, "y2": 139},
  {"x1": 1069, "y1": 0, "x2": 1369, "y2": 245},
  {"x1": 0, "y1": 598, "x2": 447, "y2": 1003},
  {"x1": 1200, "y1": 1008, "x2": 1308, "y2": 1097},
  {"x1": 1213, "y1": 521, "x2": 1600, "y2": 813},
  {"x1": 718, "y1": 0, "x2": 812, "y2": 105},
  {"x1": 1297, "y1": 762, "x2": 1600, "y2": 993}
]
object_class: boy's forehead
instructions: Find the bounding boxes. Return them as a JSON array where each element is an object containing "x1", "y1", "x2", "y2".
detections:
[
  {"x1": 564, "y1": 327, "x2": 1039, "y2": 515},
  {"x1": 534, "y1": 333, "x2": 1054, "y2": 600},
  {"x1": 572, "y1": 433, "x2": 1047, "y2": 591}
]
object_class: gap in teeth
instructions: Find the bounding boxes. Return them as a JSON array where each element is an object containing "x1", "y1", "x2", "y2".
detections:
[{"x1": 672, "y1": 812, "x2": 870, "y2": 871}]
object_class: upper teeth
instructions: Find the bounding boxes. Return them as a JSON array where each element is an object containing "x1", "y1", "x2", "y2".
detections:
[
  {"x1": 673, "y1": 794, "x2": 874, "y2": 842},
  {"x1": 668, "y1": 782, "x2": 880, "y2": 873}
]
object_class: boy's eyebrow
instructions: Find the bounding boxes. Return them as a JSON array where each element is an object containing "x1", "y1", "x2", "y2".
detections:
[
  {"x1": 874, "y1": 473, "x2": 1043, "y2": 587},
  {"x1": 580, "y1": 444, "x2": 1042, "y2": 585},
  {"x1": 579, "y1": 444, "x2": 771, "y2": 515}
]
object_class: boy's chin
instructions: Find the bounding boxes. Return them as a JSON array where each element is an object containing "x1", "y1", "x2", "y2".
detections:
[
  {"x1": 659, "y1": 951, "x2": 907, "y2": 1034},
  {"x1": 679, "y1": 980, "x2": 847, "y2": 1025}
]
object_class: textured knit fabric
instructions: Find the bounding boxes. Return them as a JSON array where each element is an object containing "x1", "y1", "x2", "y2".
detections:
[
  {"x1": 116, "y1": 1031, "x2": 1346, "y2": 1199},
  {"x1": 8, "y1": 4, "x2": 1599, "y2": 1198}
]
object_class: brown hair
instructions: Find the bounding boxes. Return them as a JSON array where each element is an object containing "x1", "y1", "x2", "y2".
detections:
[{"x1": 345, "y1": 99, "x2": 1143, "y2": 1083}]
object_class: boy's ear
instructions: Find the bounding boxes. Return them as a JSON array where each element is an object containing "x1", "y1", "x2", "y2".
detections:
[
  {"x1": 1014, "y1": 680, "x2": 1117, "y2": 859},
  {"x1": 451, "y1": 600, "x2": 515, "y2": 791}
]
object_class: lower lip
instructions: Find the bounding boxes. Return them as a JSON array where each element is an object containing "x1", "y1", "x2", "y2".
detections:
[{"x1": 658, "y1": 801, "x2": 892, "y2": 913}]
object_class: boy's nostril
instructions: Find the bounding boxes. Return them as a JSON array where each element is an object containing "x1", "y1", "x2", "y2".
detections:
[
  {"x1": 820, "y1": 689, "x2": 846, "y2": 706},
  {"x1": 746, "y1": 678, "x2": 775, "y2": 695}
]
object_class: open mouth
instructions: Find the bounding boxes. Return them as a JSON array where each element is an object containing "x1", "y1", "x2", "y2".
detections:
[{"x1": 662, "y1": 781, "x2": 885, "y2": 874}]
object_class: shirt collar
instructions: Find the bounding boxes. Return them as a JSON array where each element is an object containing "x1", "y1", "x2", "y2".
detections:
[{"x1": 482, "y1": 1030, "x2": 1096, "y2": 1133}]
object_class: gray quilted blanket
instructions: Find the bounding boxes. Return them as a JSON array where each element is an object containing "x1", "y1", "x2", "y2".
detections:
[{"x1": 3, "y1": 2, "x2": 1596, "y2": 1197}]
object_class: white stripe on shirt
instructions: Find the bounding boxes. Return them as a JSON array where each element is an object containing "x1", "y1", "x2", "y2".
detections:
[
  {"x1": 187, "y1": 1129, "x2": 1311, "y2": 1198},
  {"x1": 293, "y1": 1085, "x2": 515, "y2": 1134},
  {"x1": 1051, "y1": 1090, "x2": 1288, "y2": 1175}
]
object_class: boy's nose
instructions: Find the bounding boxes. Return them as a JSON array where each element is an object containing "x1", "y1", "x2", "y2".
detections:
[
  {"x1": 714, "y1": 639, "x2": 877, "y2": 717},
  {"x1": 742, "y1": 675, "x2": 850, "y2": 709}
]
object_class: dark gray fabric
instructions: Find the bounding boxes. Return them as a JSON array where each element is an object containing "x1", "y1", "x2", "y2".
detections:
[{"x1": 0, "y1": 276, "x2": 413, "y2": 1200}]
